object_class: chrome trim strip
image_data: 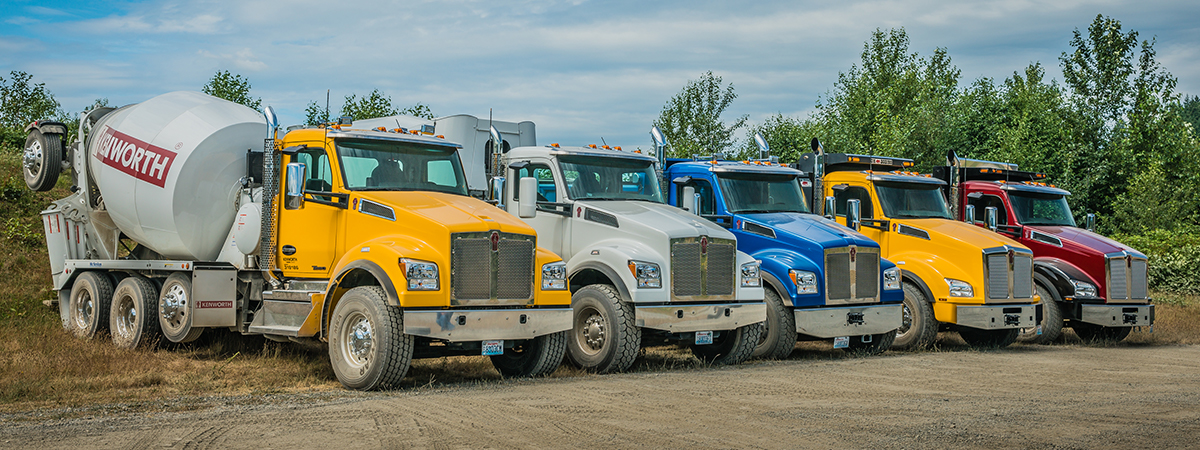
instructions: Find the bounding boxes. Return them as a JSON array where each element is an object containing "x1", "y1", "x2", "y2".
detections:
[
  {"x1": 403, "y1": 307, "x2": 572, "y2": 342},
  {"x1": 793, "y1": 303, "x2": 901, "y2": 338},
  {"x1": 358, "y1": 199, "x2": 396, "y2": 221},
  {"x1": 635, "y1": 302, "x2": 766, "y2": 333}
]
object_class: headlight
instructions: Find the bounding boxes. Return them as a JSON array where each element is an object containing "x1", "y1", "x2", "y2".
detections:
[
  {"x1": 399, "y1": 258, "x2": 439, "y2": 291},
  {"x1": 542, "y1": 261, "x2": 568, "y2": 290},
  {"x1": 883, "y1": 267, "x2": 901, "y2": 290},
  {"x1": 627, "y1": 260, "x2": 661, "y2": 288},
  {"x1": 789, "y1": 269, "x2": 817, "y2": 294},
  {"x1": 741, "y1": 261, "x2": 761, "y2": 287},
  {"x1": 945, "y1": 278, "x2": 973, "y2": 297},
  {"x1": 1072, "y1": 280, "x2": 1097, "y2": 298}
]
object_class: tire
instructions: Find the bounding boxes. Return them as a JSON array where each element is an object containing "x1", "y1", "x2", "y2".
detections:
[
  {"x1": 567, "y1": 285, "x2": 641, "y2": 373},
  {"x1": 958, "y1": 328, "x2": 1019, "y2": 348},
  {"x1": 1017, "y1": 281, "x2": 1064, "y2": 345},
  {"x1": 110, "y1": 276, "x2": 162, "y2": 349},
  {"x1": 69, "y1": 271, "x2": 113, "y2": 339},
  {"x1": 891, "y1": 282, "x2": 937, "y2": 350},
  {"x1": 158, "y1": 272, "x2": 203, "y2": 343},
  {"x1": 23, "y1": 129, "x2": 63, "y2": 191},
  {"x1": 490, "y1": 331, "x2": 568, "y2": 378},
  {"x1": 690, "y1": 323, "x2": 763, "y2": 366},
  {"x1": 1072, "y1": 321, "x2": 1132, "y2": 344},
  {"x1": 751, "y1": 287, "x2": 797, "y2": 360},
  {"x1": 328, "y1": 286, "x2": 413, "y2": 390},
  {"x1": 844, "y1": 329, "x2": 897, "y2": 355}
]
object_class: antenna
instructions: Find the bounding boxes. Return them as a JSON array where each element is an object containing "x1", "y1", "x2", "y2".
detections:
[
  {"x1": 325, "y1": 89, "x2": 330, "y2": 123},
  {"x1": 601, "y1": 137, "x2": 608, "y2": 147}
]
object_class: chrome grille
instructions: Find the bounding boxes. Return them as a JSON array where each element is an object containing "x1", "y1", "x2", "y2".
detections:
[
  {"x1": 1108, "y1": 258, "x2": 1128, "y2": 300},
  {"x1": 987, "y1": 254, "x2": 1009, "y2": 300},
  {"x1": 450, "y1": 232, "x2": 535, "y2": 305},
  {"x1": 1013, "y1": 254, "x2": 1032, "y2": 298},
  {"x1": 670, "y1": 237, "x2": 736, "y2": 299},
  {"x1": 1131, "y1": 259, "x2": 1148, "y2": 300},
  {"x1": 824, "y1": 246, "x2": 880, "y2": 304}
]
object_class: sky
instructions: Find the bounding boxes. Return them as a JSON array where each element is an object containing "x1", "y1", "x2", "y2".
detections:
[{"x1": 2, "y1": 0, "x2": 1198, "y2": 151}]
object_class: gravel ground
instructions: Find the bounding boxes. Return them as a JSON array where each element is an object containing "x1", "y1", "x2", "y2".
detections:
[{"x1": 2, "y1": 344, "x2": 1198, "y2": 449}]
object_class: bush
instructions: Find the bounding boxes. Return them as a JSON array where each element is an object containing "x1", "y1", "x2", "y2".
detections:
[{"x1": 1113, "y1": 228, "x2": 1200, "y2": 295}]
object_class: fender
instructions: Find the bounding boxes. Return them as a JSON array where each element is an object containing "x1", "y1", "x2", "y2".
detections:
[
  {"x1": 570, "y1": 260, "x2": 632, "y2": 302},
  {"x1": 567, "y1": 237, "x2": 666, "y2": 303},
  {"x1": 1033, "y1": 257, "x2": 1096, "y2": 300},
  {"x1": 901, "y1": 269, "x2": 935, "y2": 303},
  {"x1": 320, "y1": 259, "x2": 399, "y2": 339},
  {"x1": 25, "y1": 120, "x2": 68, "y2": 136},
  {"x1": 760, "y1": 270, "x2": 789, "y2": 303},
  {"x1": 754, "y1": 248, "x2": 819, "y2": 302}
]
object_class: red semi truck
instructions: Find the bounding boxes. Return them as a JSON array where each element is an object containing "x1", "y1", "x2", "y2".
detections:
[{"x1": 934, "y1": 153, "x2": 1154, "y2": 344}]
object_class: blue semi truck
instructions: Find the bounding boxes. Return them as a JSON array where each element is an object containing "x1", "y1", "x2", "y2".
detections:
[{"x1": 658, "y1": 134, "x2": 904, "y2": 358}]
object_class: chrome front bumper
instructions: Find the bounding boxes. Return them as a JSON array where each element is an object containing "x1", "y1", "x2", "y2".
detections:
[
  {"x1": 1078, "y1": 303, "x2": 1154, "y2": 327},
  {"x1": 956, "y1": 303, "x2": 1039, "y2": 330},
  {"x1": 635, "y1": 302, "x2": 766, "y2": 333},
  {"x1": 403, "y1": 308, "x2": 572, "y2": 342},
  {"x1": 794, "y1": 303, "x2": 902, "y2": 339}
]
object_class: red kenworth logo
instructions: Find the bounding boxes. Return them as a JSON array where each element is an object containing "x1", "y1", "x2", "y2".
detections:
[
  {"x1": 94, "y1": 126, "x2": 178, "y2": 188},
  {"x1": 849, "y1": 245, "x2": 857, "y2": 263},
  {"x1": 490, "y1": 231, "x2": 500, "y2": 252},
  {"x1": 700, "y1": 236, "x2": 708, "y2": 254}
]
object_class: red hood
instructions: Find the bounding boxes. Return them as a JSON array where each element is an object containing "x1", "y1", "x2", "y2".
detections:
[{"x1": 1030, "y1": 225, "x2": 1145, "y2": 257}]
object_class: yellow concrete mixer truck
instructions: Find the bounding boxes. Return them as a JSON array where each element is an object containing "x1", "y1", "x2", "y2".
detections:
[{"x1": 21, "y1": 91, "x2": 572, "y2": 390}]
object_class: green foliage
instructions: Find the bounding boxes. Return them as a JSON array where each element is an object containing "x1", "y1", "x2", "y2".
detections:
[
  {"x1": 304, "y1": 101, "x2": 330, "y2": 126},
  {"x1": 654, "y1": 71, "x2": 748, "y2": 158},
  {"x1": 201, "y1": 70, "x2": 261, "y2": 110},
  {"x1": 0, "y1": 71, "x2": 62, "y2": 150},
  {"x1": 737, "y1": 114, "x2": 823, "y2": 163},
  {"x1": 400, "y1": 103, "x2": 434, "y2": 120},
  {"x1": 1182, "y1": 95, "x2": 1200, "y2": 135},
  {"x1": 1112, "y1": 229, "x2": 1200, "y2": 294},
  {"x1": 341, "y1": 89, "x2": 397, "y2": 121}
]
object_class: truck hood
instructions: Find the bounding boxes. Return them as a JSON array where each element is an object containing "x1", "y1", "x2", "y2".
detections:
[
  {"x1": 576, "y1": 200, "x2": 735, "y2": 241},
  {"x1": 359, "y1": 191, "x2": 536, "y2": 236},
  {"x1": 903, "y1": 218, "x2": 1025, "y2": 250},
  {"x1": 742, "y1": 212, "x2": 879, "y2": 250},
  {"x1": 1029, "y1": 225, "x2": 1145, "y2": 257}
]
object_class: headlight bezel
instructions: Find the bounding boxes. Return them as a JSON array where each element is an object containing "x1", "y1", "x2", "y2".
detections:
[
  {"x1": 945, "y1": 278, "x2": 973, "y2": 297},
  {"x1": 541, "y1": 261, "x2": 568, "y2": 291},
  {"x1": 883, "y1": 267, "x2": 902, "y2": 290},
  {"x1": 399, "y1": 258, "x2": 439, "y2": 291},
  {"x1": 740, "y1": 261, "x2": 762, "y2": 288},
  {"x1": 789, "y1": 269, "x2": 818, "y2": 294},
  {"x1": 627, "y1": 260, "x2": 662, "y2": 289},
  {"x1": 1071, "y1": 280, "x2": 1098, "y2": 298}
]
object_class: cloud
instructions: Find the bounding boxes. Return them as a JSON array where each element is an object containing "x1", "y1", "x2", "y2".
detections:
[{"x1": 198, "y1": 48, "x2": 268, "y2": 72}]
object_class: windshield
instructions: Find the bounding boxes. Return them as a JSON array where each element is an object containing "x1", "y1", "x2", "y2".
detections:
[
  {"x1": 717, "y1": 172, "x2": 809, "y2": 214},
  {"x1": 559, "y1": 155, "x2": 663, "y2": 202},
  {"x1": 1010, "y1": 191, "x2": 1076, "y2": 226},
  {"x1": 336, "y1": 139, "x2": 468, "y2": 196},
  {"x1": 874, "y1": 181, "x2": 951, "y2": 219}
]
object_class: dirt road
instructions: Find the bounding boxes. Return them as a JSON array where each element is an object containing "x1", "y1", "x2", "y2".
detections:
[{"x1": 3, "y1": 344, "x2": 1199, "y2": 449}]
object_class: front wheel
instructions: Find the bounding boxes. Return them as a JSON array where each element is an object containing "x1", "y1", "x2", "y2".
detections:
[
  {"x1": 958, "y1": 328, "x2": 1019, "y2": 348},
  {"x1": 490, "y1": 331, "x2": 568, "y2": 378},
  {"x1": 567, "y1": 285, "x2": 641, "y2": 373},
  {"x1": 22, "y1": 129, "x2": 63, "y2": 191},
  {"x1": 1071, "y1": 322, "x2": 1132, "y2": 344},
  {"x1": 751, "y1": 288, "x2": 797, "y2": 360},
  {"x1": 1017, "y1": 281, "x2": 1064, "y2": 345},
  {"x1": 69, "y1": 272, "x2": 113, "y2": 339},
  {"x1": 844, "y1": 329, "x2": 897, "y2": 355},
  {"x1": 328, "y1": 286, "x2": 413, "y2": 390},
  {"x1": 690, "y1": 323, "x2": 763, "y2": 366},
  {"x1": 892, "y1": 282, "x2": 937, "y2": 350}
]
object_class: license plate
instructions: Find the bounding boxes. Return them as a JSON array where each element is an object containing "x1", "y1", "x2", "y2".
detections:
[
  {"x1": 482, "y1": 340, "x2": 504, "y2": 356},
  {"x1": 695, "y1": 331, "x2": 713, "y2": 345},
  {"x1": 833, "y1": 336, "x2": 849, "y2": 349},
  {"x1": 1036, "y1": 325, "x2": 1043, "y2": 335}
]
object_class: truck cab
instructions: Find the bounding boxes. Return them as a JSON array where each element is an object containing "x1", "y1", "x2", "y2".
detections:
[
  {"x1": 500, "y1": 144, "x2": 766, "y2": 372},
  {"x1": 934, "y1": 156, "x2": 1153, "y2": 343},
  {"x1": 663, "y1": 158, "x2": 904, "y2": 358},
  {"x1": 798, "y1": 150, "x2": 1042, "y2": 349}
]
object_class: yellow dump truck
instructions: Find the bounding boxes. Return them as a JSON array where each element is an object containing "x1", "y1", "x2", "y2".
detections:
[
  {"x1": 26, "y1": 91, "x2": 572, "y2": 390},
  {"x1": 797, "y1": 147, "x2": 1041, "y2": 349}
]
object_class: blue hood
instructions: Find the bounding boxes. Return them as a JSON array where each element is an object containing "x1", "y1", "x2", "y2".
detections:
[{"x1": 741, "y1": 212, "x2": 879, "y2": 251}]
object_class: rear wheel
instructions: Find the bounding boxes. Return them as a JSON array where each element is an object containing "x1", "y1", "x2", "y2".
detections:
[
  {"x1": 69, "y1": 272, "x2": 113, "y2": 339},
  {"x1": 490, "y1": 331, "x2": 567, "y2": 378},
  {"x1": 110, "y1": 276, "x2": 161, "y2": 349},
  {"x1": 892, "y1": 282, "x2": 937, "y2": 350},
  {"x1": 751, "y1": 287, "x2": 796, "y2": 360},
  {"x1": 328, "y1": 286, "x2": 412, "y2": 390},
  {"x1": 959, "y1": 328, "x2": 1019, "y2": 348},
  {"x1": 1017, "y1": 281, "x2": 1064, "y2": 345},
  {"x1": 567, "y1": 285, "x2": 640, "y2": 373},
  {"x1": 22, "y1": 129, "x2": 62, "y2": 191},
  {"x1": 690, "y1": 323, "x2": 763, "y2": 365},
  {"x1": 844, "y1": 329, "x2": 897, "y2": 355},
  {"x1": 1072, "y1": 322, "x2": 1132, "y2": 344},
  {"x1": 158, "y1": 273, "x2": 202, "y2": 343}
]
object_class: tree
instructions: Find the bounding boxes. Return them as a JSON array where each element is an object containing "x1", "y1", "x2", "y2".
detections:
[
  {"x1": 736, "y1": 113, "x2": 823, "y2": 163},
  {"x1": 1182, "y1": 95, "x2": 1200, "y2": 136},
  {"x1": 653, "y1": 71, "x2": 748, "y2": 158},
  {"x1": 400, "y1": 103, "x2": 434, "y2": 120},
  {"x1": 305, "y1": 101, "x2": 330, "y2": 126},
  {"x1": 0, "y1": 71, "x2": 62, "y2": 148},
  {"x1": 201, "y1": 70, "x2": 261, "y2": 110}
]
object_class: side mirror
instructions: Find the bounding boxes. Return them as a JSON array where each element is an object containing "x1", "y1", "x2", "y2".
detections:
[
  {"x1": 284, "y1": 162, "x2": 306, "y2": 210},
  {"x1": 846, "y1": 199, "x2": 861, "y2": 231},
  {"x1": 682, "y1": 186, "x2": 697, "y2": 214},
  {"x1": 1086, "y1": 213, "x2": 1095, "y2": 231},
  {"x1": 964, "y1": 204, "x2": 976, "y2": 224},
  {"x1": 517, "y1": 177, "x2": 536, "y2": 218},
  {"x1": 824, "y1": 196, "x2": 835, "y2": 220},
  {"x1": 984, "y1": 206, "x2": 998, "y2": 232}
]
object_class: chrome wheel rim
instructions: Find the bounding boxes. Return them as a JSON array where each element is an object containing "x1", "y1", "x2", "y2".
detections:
[
  {"x1": 73, "y1": 289, "x2": 93, "y2": 330},
  {"x1": 23, "y1": 139, "x2": 42, "y2": 177},
  {"x1": 343, "y1": 312, "x2": 374, "y2": 367},
  {"x1": 160, "y1": 283, "x2": 188, "y2": 332},
  {"x1": 115, "y1": 294, "x2": 137, "y2": 339},
  {"x1": 896, "y1": 300, "x2": 913, "y2": 338},
  {"x1": 575, "y1": 306, "x2": 606, "y2": 355}
]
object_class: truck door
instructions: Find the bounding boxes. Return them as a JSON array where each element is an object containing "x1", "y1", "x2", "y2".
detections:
[
  {"x1": 277, "y1": 146, "x2": 342, "y2": 278},
  {"x1": 510, "y1": 160, "x2": 566, "y2": 256}
]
